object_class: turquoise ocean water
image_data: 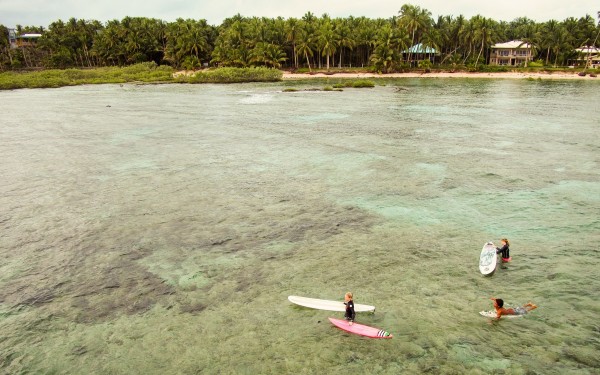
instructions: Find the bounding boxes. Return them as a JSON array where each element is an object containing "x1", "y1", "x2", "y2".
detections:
[{"x1": 0, "y1": 78, "x2": 598, "y2": 374}]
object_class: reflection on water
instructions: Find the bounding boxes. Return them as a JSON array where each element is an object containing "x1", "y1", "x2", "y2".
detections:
[{"x1": 0, "y1": 79, "x2": 599, "y2": 374}]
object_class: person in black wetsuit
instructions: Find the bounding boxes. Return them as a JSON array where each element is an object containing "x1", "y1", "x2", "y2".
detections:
[
  {"x1": 344, "y1": 292, "x2": 356, "y2": 325},
  {"x1": 496, "y1": 238, "x2": 510, "y2": 262}
]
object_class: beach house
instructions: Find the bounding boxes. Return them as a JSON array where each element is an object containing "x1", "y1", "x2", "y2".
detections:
[
  {"x1": 489, "y1": 40, "x2": 532, "y2": 66},
  {"x1": 402, "y1": 43, "x2": 438, "y2": 66},
  {"x1": 570, "y1": 46, "x2": 600, "y2": 68},
  {"x1": 15, "y1": 33, "x2": 42, "y2": 48}
]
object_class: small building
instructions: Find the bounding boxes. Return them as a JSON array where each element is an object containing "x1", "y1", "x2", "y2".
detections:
[
  {"x1": 490, "y1": 40, "x2": 532, "y2": 66},
  {"x1": 8, "y1": 28, "x2": 17, "y2": 48},
  {"x1": 16, "y1": 33, "x2": 42, "y2": 47},
  {"x1": 570, "y1": 46, "x2": 600, "y2": 68},
  {"x1": 402, "y1": 43, "x2": 439, "y2": 65}
]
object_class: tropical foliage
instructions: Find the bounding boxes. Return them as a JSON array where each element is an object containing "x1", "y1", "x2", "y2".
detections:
[
  {"x1": 1, "y1": 4, "x2": 599, "y2": 71},
  {"x1": 0, "y1": 62, "x2": 173, "y2": 89}
]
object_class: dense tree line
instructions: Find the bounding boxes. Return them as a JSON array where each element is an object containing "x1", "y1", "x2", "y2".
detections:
[{"x1": 1, "y1": 4, "x2": 599, "y2": 71}]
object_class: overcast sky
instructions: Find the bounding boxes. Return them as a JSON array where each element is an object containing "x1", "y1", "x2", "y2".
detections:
[{"x1": 1, "y1": 0, "x2": 598, "y2": 28}]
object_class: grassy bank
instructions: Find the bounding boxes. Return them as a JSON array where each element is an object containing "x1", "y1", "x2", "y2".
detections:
[
  {"x1": 175, "y1": 67, "x2": 282, "y2": 83},
  {"x1": 2, "y1": 64, "x2": 596, "y2": 90},
  {"x1": 0, "y1": 63, "x2": 175, "y2": 90},
  {"x1": 0, "y1": 65, "x2": 283, "y2": 90}
]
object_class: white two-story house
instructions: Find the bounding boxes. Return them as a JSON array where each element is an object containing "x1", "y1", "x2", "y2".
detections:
[{"x1": 490, "y1": 40, "x2": 532, "y2": 66}]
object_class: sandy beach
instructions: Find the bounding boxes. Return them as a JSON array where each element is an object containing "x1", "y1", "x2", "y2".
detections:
[
  {"x1": 282, "y1": 71, "x2": 597, "y2": 80},
  {"x1": 174, "y1": 69, "x2": 598, "y2": 80}
]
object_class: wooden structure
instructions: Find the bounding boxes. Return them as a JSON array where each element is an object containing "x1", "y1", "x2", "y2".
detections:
[{"x1": 569, "y1": 46, "x2": 600, "y2": 69}]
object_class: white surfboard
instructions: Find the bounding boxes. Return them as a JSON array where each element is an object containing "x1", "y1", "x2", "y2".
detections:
[
  {"x1": 479, "y1": 242, "x2": 497, "y2": 276},
  {"x1": 288, "y1": 295, "x2": 375, "y2": 312},
  {"x1": 479, "y1": 310, "x2": 523, "y2": 319}
]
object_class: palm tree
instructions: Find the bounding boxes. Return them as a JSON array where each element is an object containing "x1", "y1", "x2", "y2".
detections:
[
  {"x1": 166, "y1": 19, "x2": 210, "y2": 68},
  {"x1": 460, "y1": 18, "x2": 478, "y2": 64},
  {"x1": 421, "y1": 25, "x2": 441, "y2": 64},
  {"x1": 285, "y1": 18, "x2": 300, "y2": 68},
  {"x1": 548, "y1": 25, "x2": 572, "y2": 66},
  {"x1": 398, "y1": 4, "x2": 432, "y2": 64},
  {"x1": 316, "y1": 19, "x2": 336, "y2": 70},
  {"x1": 334, "y1": 18, "x2": 355, "y2": 68},
  {"x1": 472, "y1": 15, "x2": 496, "y2": 67},
  {"x1": 296, "y1": 28, "x2": 314, "y2": 71},
  {"x1": 371, "y1": 24, "x2": 396, "y2": 73},
  {"x1": 250, "y1": 42, "x2": 287, "y2": 68},
  {"x1": 355, "y1": 17, "x2": 377, "y2": 67},
  {"x1": 541, "y1": 20, "x2": 561, "y2": 65}
]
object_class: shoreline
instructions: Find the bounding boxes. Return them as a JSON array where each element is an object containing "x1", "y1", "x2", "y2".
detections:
[{"x1": 281, "y1": 71, "x2": 598, "y2": 80}]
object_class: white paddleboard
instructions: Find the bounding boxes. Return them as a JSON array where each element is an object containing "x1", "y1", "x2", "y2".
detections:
[
  {"x1": 479, "y1": 310, "x2": 522, "y2": 319},
  {"x1": 479, "y1": 242, "x2": 497, "y2": 276},
  {"x1": 288, "y1": 295, "x2": 375, "y2": 312}
]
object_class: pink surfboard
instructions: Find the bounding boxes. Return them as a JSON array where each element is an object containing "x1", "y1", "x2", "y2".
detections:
[{"x1": 328, "y1": 318, "x2": 393, "y2": 339}]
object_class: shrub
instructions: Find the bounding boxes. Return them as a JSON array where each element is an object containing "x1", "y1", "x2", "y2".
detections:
[
  {"x1": 186, "y1": 67, "x2": 282, "y2": 83},
  {"x1": 351, "y1": 79, "x2": 375, "y2": 88},
  {"x1": 0, "y1": 63, "x2": 175, "y2": 90},
  {"x1": 181, "y1": 56, "x2": 201, "y2": 71}
]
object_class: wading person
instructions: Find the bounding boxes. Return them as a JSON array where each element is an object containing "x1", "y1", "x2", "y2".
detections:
[
  {"x1": 496, "y1": 238, "x2": 511, "y2": 268},
  {"x1": 344, "y1": 292, "x2": 355, "y2": 325}
]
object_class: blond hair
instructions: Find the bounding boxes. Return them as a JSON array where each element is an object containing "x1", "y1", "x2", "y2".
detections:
[
  {"x1": 345, "y1": 292, "x2": 353, "y2": 299},
  {"x1": 501, "y1": 238, "x2": 510, "y2": 246}
]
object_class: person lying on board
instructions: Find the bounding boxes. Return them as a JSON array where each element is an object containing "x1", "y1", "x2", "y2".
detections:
[
  {"x1": 344, "y1": 292, "x2": 356, "y2": 325},
  {"x1": 491, "y1": 298, "x2": 537, "y2": 319}
]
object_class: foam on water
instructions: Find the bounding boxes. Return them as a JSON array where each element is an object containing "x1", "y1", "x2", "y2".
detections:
[{"x1": 0, "y1": 80, "x2": 599, "y2": 374}]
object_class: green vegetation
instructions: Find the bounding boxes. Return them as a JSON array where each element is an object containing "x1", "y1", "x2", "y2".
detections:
[
  {"x1": 0, "y1": 62, "x2": 174, "y2": 89},
  {"x1": 0, "y1": 65, "x2": 285, "y2": 89},
  {"x1": 179, "y1": 67, "x2": 282, "y2": 83},
  {"x1": 1, "y1": 5, "x2": 599, "y2": 74},
  {"x1": 350, "y1": 79, "x2": 376, "y2": 88},
  {"x1": 329, "y1": 79, "x2": 376, "y2": 88}
]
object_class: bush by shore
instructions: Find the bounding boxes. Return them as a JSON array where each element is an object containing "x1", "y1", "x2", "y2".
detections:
[
  {"x1": 177, "y1": 67, "x2": 282, "y2": 83},
  {"x1": 0, "y1": 64, "x2": 284, "y2": 90},
  {"x1": 0, "y1": 62, "x2": 174, "y2": 90},
  {"x1": 1, "y1": 64, "x2": 597, "y2": 90}
]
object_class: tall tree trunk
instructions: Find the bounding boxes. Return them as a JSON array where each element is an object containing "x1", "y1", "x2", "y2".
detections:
[
  {"x1": 304, "y1": 51, "x2": 311, "y2": 71},
  {"x1": 293, "y1": 43, "x2": 298, "y2": 68},
  {"x1": 84, "y1": 45, "x2": 92, "y2": 67},
  {"x1": 6, "y1": 46, "x2": 14, "y2": 66},
  {"x1": 408, "y1": 30, "x2": 416, "y2": 64},
  {"x1": 475, "y1": 39, "x2": 484, "y2": 67},
  {"x1": 22, "y1": 48, "x2": 30, "y2": 68}
]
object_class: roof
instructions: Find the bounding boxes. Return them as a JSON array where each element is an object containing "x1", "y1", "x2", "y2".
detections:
[
  {"x1": 403, "y1": 43, "x2": 437, "y2": 54},
  {"x1": 491, "y1": 40, "x2": 531, "y2": 49},
  {"x1": 19, "y1": 33, "x2": 42, "y2": 38},
  {"x1": 576, "y1": 46, "x2": 600, "y2": 54}
]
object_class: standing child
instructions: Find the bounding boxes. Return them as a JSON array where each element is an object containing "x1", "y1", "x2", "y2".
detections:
[
  {"x1": 344, "y1": 292, "x2": 355, "y2": 325},
  {"x1": 496, "y1": 238, "x2": 511, "y2": 263}
]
